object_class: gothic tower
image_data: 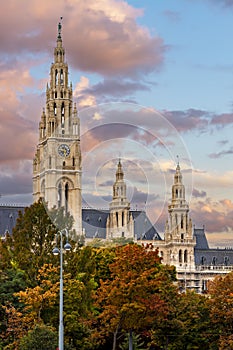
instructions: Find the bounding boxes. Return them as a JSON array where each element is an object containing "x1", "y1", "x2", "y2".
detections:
[
  {"x1": 33, "y1": 21, "x2": 82, "y2": 237},
  {"x1": 106, "y1": 160, "x2": 134, "y2": 239},
  {"x1": 163, "y1": 163, "x2": 195, "y2": 270}
]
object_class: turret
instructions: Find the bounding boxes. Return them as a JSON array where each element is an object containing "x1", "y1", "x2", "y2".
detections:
[{"x1": 106, "y1": 160, "x2": 134, "y2": 239}]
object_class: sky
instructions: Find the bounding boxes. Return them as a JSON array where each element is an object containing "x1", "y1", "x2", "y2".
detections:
[{"x1": 0, "y1": 0, "x2": 233, "y2": 246}]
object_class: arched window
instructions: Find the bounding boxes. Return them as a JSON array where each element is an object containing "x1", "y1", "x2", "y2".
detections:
[
  {"x1": 116, "y1": 212, "x2": 119, "y2": 227},
  {"x1": 181, "y1": 233, "x2": 184, "y2": 240},
  {"x1": 212, "y1": 257, "x2": 217, "y2": 266},
  {"x1": 181, "y1": 214, "x2": 183, "y2": 229},
  {"x1": 58, "y1": 183, "x2": 62, "y2": 207},
  {"x1": 201, "y1": 256, "x2": 206, "y2": 265},
  {"x1": 224, "y1": 256, "x2": 229, "y2": 266},
  {"x1": 65, "y1": 183, "x2": 69, "y2": 213},
  {"x1": 53, "y1": 104, "x2": 57, "y2": 116},
  {"x1": 179, "y1": 249, "x2": 182, "y2": 263},
  {"x1": 55, "y1": 69, "x2": 58, "y2": 85},
  {"x1": 60, "y1": 69, "x2": 64, "y2": 84},
  {"x1": 184, "y1": 249, "x2": 188, "y2": 263}
]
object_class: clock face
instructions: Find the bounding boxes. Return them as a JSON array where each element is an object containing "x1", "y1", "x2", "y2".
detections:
[{"x1": 58, "y1": 144, "x2": 70, "y2": 157}]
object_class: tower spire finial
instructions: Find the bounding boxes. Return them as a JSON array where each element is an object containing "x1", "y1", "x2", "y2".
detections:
[
  {"x1": 176, "y1": 155, "x2": 179, "y2": 166},
  {"x1": 58, "y1": 17, "x2": 63, "y2": 39}
]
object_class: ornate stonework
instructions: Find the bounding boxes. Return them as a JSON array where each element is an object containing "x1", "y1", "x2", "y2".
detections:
[
  {"x1": 33, "y1": 22, "x2": 82, "y2": 237},
  {"x1": 106, "y1": 160, "x2": 134, "y2": 239}
]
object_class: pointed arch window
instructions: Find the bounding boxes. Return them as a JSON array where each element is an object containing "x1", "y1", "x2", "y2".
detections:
[
  {"x1": 181, "y1": 214, "x2": 184, "y2": 229},
  {"x1": 54, "y1": 103, "x2": 57, "y2": 116},
  {"x1": 184, "y1": 249, "x2": 188, "y2": 263},
  {"x1": 201, "y1": 256, "x2": 206, "y2": 265},
  {"x1": 116, "y1": 212, "x2": 119, "y2": 227},
  {"x1": 60, "y1": 69, "x2": 64, "y2": 85},
  {"x1": 55, "y1": 69, "x2": 58, "y2": 85},
  {"x1": 58, "y1": 183, "x2": 62, "y2": 207},
  {"x1": 224, "y1": 256, "x2": 229, "y2": 266},
  {"x1": 61, "y1": 102, "x2": 65, "y2": 127},
  {"x1": 179, "y1": 249, "x2": 182, "y2": 263},
  {"x1": 65, "y1": 182, "x2": 69, "y2": 213}
]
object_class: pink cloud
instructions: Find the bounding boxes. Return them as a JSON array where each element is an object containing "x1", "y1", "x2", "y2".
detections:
[
  {"x1": 191, "y1": 198, "x2": 233, "y2": 233},
  {"x1": 0, "y1": 1, "x2": 165, "y2": 77}
]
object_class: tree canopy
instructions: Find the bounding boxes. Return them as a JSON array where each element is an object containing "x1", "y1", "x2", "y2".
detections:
[{"x1": 0, "y1": 200, "x2": 233, "y2": 349}]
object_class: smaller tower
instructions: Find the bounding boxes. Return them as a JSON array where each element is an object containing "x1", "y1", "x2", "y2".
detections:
[
  {"x1": 106, "y1": 160, "x2": 134, "y2": 239},
  {"x1": 163, "y1": 163, "x2": 195, "y2": 270}
]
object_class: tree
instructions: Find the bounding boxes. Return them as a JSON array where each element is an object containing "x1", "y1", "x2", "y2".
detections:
[
  {"x1": 208, "y1": 272, "x2": 233, "y2": 349},
  {"x1": 94, "y1": 244, "x2": 177, "y2": 350},
  {"x1": 19, "y1": 324, "x2": 57, "y2": 350},
  {"x1": 16, "y1": 264, "x2": 59, "y2": 326},
  {"x1": 0, "y1": 199, "x2": 58, "y2": 285}
]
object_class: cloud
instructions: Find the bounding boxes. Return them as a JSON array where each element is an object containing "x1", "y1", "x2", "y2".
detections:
[
  {"x1": 0, "y1": 160, "x2": 32, "y2": 196},
  {"x1": 0, "y1": 1, "x2": 165, "y2": 78},
  {"x1": 211, "y1": 113, "x2": 233, "y2": 126},
  {"x1": 191, "y1": 197, "x2": 233, "y2": 234},
  {"x1": 209, "y1": 147, "x2": 233, "y2": 159},
  {"x1": 192, "y1": 188, "x2": 207, "y2": 198},
  {"x1": 65, "y1": 0, "x2": 166, "y2": 77},
  {"x1": 75, "y1": 78, "x2": 152, "y2": 106},
  {"x1": 163, "y1": 108, "x2": 210, "y2": 133}
]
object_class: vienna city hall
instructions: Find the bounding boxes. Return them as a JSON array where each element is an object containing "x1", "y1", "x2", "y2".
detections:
[{"x1": 1, "y1": 24, "x2": 233, "y2": 294}]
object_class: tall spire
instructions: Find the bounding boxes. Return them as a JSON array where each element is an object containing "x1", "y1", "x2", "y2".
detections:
[
  {"x1": 58, "y1": 17, "x2": 63, "y2": 39},
  {"x1": 54, "y1": 18, "x2": 65, "y2": 64},
  {"x1": 116, "y1": 159, "x2": 124, "y2": 181}
]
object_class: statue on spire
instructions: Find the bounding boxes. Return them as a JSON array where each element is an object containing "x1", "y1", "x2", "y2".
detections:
[{"x1": 58, "y1": 17, "x2": 63, "y2": 38}]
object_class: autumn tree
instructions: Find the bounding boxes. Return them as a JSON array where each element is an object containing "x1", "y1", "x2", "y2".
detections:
[
  {"x1": 93, "y1": 243, "x2": 177, "y2": 350},
  {"x1": 208, "y1": 271, "x2": 233, "y2": 349}
]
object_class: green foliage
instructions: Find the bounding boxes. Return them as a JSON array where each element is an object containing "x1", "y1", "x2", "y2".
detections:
[
  {"x1": 19, "y1": 324, "x2": 57, "y2": 350},
  {"x1": 1, "y1": 199, "x2": 57, "y2": 285}
]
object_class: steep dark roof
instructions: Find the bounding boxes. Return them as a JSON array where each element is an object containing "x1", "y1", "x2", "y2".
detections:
[
  {"x1": 131, "y1": 210, "x2": 161, "y2": 241},
  {"x1": 0, "y1": 205, "x2": 25, "y2": 237},
  {"x1": 194, "y1": 228, "x2": 209, "y2": 250},
  {"x1": 82, "y1": 208, "x2": 108, "y2": 239},
  {"x1": 195, "y1": 248, "x2": 233, "y2": 266},
  {"x1": 82, "y1": 208, "x2": 161, "y2": 240},
  {"x1": 0, "y1": 205, "x2": 161, "y2": 241}
]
